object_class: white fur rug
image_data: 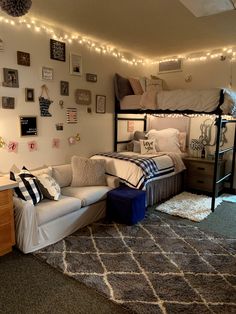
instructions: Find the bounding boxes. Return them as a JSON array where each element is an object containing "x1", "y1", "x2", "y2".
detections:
[{"x1": 156, "y1": 192, "x2": 223, "y2": 222}]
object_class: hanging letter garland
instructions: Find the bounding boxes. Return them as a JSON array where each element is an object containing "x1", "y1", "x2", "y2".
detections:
[{"x1": 39, "y1": 84, "x2": 53, "y2": 117}]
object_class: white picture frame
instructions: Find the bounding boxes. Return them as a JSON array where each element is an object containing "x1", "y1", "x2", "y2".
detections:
[
  {"x1": 70, "y1": 53, "x2": 82, "y2": 76},
  {"x1": 42, "y1": 67, "x2": 53, "y2": 80}
]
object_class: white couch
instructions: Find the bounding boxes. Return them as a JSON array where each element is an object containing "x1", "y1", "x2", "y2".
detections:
[{"x1": 13, "y1": 163, "x2": 119, "y2": 253}]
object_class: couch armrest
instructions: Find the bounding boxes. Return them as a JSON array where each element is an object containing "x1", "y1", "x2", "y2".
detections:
[
  {"x1": 13, "y1": 196, "x2": 39, "y2": 253},
  {"x1": 106, "y1": 175, "x2": 120, "y2": 189}
]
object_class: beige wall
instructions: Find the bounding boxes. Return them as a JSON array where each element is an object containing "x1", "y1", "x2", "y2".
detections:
[{"x1": 0, "y1": 23, "x2": 152, "y2": 172}]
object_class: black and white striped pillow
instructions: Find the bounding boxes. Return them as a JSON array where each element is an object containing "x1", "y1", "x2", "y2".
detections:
[{"x1": 10, "y1": 167, "x2": 43, "y2": 205}]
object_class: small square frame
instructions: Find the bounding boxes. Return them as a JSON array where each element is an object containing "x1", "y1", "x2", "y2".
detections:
[
  {"x1": 60, "y1": 81, "x2": 69, "y2": 96},
  {"x1": 2, "y1": 96, "x2": 15, "y2": 109},
  {"x1": 50, "y1": 39, "x2": 66, "y2": 62},
  {"x1": 96, "y1": 95, "x2": 106, "y2": 114},
  {"x1": 42, "y1": 67, "x2": 53, "y2": 80},
  {"x1": 17, "y1": 51, "x2": 30, "y2": 66},
  {"x1": 25, "y1": 88, "x2": 35, "y2": 102},
  {"x1": 70, "y1": 53, "x2": 82, "y2": 76},
  {"x1": 3, "y1": 68, "x2": 19, "y2": 87}
]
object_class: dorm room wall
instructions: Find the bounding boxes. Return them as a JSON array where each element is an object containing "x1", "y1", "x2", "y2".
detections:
[{"x1": 0, "y1": 21, "x2": 154, "y2": 173}]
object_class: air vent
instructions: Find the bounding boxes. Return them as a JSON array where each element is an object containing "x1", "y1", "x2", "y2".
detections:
[{"x1": 158, "y1": 59, "x2": 182, "y2": 74}]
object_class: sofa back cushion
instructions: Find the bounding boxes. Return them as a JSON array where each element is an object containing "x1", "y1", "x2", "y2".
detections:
[
  {"x1": 52, "y1": 164, "x2": 72, "y2": 188},
  {"x1": 71, "y1": 156, "x2": 106, "y2": 187}
]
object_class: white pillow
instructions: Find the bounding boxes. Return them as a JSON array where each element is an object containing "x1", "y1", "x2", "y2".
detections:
[
  {"x1": 140, "y1": 139, "x2": 157, "y2": 155},
  {"x1": 37, "y1": 174, "x2": 61, "y2": 201},
  {"x1": 147, "y1": 128, "x2": 181, "y2": 153}
]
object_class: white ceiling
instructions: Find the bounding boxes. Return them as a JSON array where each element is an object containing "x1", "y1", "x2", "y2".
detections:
[{"x1": 26, "y1": 0, "x2": 236, "y2": 59}]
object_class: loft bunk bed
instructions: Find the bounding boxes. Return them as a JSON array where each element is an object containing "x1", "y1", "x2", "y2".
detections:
[{"x1": 112, "y1": 77, "x2": 236, "y2": 212}]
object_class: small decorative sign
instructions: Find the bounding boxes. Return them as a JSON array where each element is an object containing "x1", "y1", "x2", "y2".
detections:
[
  {"x1": 86, "y1": 73, "x2": 97, "y2": 82},
  {"x1": 55, "y1": 123, "x2": 63, "y2": 131},
  {"x1": 50, "y1": 39, "x2": 66, "y2": 62},
  {"x1": 17, "y1": 51, "x2": 30, "y2": 66},
  {"x1": 20, "y1": 116, "x2": 37, "y2": 136},
  {"x1": 67, "y1": 108, "x2": 77, "y2": 124},
  {"x1": 75, "y1": 89, "x2": 91, "y2": 105},
  {"x1": 42, "y1": 67, "x2": 53, "y2": 80},
  {"x1": 25, "y1": 88, "x2": 35, "y2": 102},
  {"x1": 96, "y1": 95, "x2": 106, "y2": 113},
  {"x1": 2, "y1": 96, "x2": 15, "y2": 109}
]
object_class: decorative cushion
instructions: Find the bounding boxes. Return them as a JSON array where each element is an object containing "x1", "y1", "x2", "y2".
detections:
[
  {"x1": 10, "y1": 167, "x2": 43, "y2": 205},
  {"x1": 140, "y1": 139, "x2": 157, "y2": 155},
  {"x1": 128, "y1": 77, "x2": 144, "y2": 95},
  {"x1": 71, "y1": 156, "x2": 106, "y2": 187},
  {"x1": 114, "y1": 73, "x2": 134, "y2": 100},
  {"x1": 37, "y1": 174, "x2": 61, "y2": 201},
  {"x1": 52, "y1": 164, "x2": 72, "y2": 188},
  {"x1": 147, "y1": 128, "x2": 181, "y2": 153},
  {"x1": 146, "y1": 77, "x2": 163, "y2": 93}
]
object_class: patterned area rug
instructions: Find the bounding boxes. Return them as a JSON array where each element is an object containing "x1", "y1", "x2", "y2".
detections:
[
  {"x1": 33, "y1": 211, "x2": 236, "y2": 314},
  {"x1": 156, "y1": 192, "x2": 223, "y2": 222}
]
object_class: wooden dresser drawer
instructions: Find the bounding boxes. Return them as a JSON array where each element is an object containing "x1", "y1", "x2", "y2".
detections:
[
  {"x1": 185, "y1": 161, "x2": 213, "y2": 176},
  {"x1": 0, "y1": 189, "x2": 12, "y2": 206},
  {"x1": 0, "y1": 204, "x2": 12, "y2": 225}
]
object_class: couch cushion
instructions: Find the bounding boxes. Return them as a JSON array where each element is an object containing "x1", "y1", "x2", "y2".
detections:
[
  {"x1": 71, "y1": 156, "x2": 106, "y2": 187},
  {"x1": 52, "y1": 164, "x2": 72, "y2": 187},
  {"x1": 36, "y1": 195, "x2": 81, "y2": 225},
  {"x1": 61, "y1": 186, "x2": 111, "y2": 207}
]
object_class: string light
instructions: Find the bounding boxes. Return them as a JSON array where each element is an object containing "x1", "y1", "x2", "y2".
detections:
[{"x1": 1, "y1": 13, "x2": 236, "y2": 66}]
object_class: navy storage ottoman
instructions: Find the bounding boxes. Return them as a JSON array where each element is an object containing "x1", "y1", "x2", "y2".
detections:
[{"x1": 106, "y1": 186, "x2": 146, "y2": 225}]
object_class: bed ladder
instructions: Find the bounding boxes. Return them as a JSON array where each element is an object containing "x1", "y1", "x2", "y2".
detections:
[{"x1": 211, "y1": 116, "x2": 236, "y2": 211}]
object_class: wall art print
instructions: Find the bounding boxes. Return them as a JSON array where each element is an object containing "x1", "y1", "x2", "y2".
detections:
[
  {"x1": 8, "y1": 141, "x2": 18, "y2": 153},
  {"x1": 75, "y1": 89, "x2": 91, "y2": 105},
  {"x1": 42, "y1": 67, "x2": 53, "y2": 80},
  {"x1": 66, "y1": 108, "x2": 77, "y2": 124},
  {"x1": 70, "y1": 53, "x2": 82, "y2": 76},
  {"x1": 2, "y1": 96, "x2": 15, "y2": 109},
  {"x1": 52, "y1": 138, "x2": 60, "y2": 148},
  {"x1": 3, "y1": 68, "x2": 19, "y2": 87},
  {"x1": 28, "y1": 140, "x2": 37, "y2": 152},
  {"x1": 17, "y1": 51, "x2": 30, "y2": 66},
  {"x1": 60, "y1": 81, "x2": 69, "y2": 96},
  {"x1": 96, "y1": 95, "x2": 106, "y2": 113},
  {"x1": 20, "y1": 116, "x2": 37, "y2": 136},
  {"x1": 25, "y1": 88, "x2": 35, "y2": 102},
  {"x1": 50, "y1": 39, "x2": 66, "y2": 62}
]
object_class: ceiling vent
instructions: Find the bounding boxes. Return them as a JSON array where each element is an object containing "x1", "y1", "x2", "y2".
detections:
[{"x1": 158, "y1": 59, "x2": 182, "y2": 74}]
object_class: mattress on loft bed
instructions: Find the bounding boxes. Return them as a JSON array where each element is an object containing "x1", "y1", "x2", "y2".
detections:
[{"x1": 119, "y1": 88, "x2": 236, "y2": 116}]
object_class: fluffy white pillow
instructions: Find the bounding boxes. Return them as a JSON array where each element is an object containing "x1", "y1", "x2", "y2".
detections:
[
  {"x1": 71, "y1": 156, "x2": 106, "y2": 187},
  {"x1": 140, "y1": 139, "x2": 157, "y2": 155},
  {"x1": 147, "y1": 128, "x2": 181, "y2": 153},
  {"x1": 37, "y1": 174, "x2": 61, "y2": 201}
]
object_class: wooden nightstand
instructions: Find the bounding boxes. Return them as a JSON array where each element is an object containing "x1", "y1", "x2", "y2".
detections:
[
  {"x1": 0, "y1": 177, "x2": 18, "y2": 256},
  {"x1": 183, "y1": 157, "x2": 226, "y2": 195}
]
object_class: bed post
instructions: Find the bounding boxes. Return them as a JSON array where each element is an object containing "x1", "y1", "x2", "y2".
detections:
[{"x1": 114, "y1": 111, "x2": 118, "y2": 152}]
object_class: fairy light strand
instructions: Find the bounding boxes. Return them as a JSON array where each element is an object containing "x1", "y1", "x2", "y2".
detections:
[{"x1": 1, "y1": 13, "x2": 236, "y2": 65}]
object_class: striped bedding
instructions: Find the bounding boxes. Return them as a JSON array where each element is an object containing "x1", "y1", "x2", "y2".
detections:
[{"x1": 92, "y1": 152, "x2": 185, "y2": 189}]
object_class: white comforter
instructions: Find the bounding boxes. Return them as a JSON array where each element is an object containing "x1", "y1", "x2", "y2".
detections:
[{"x1": 92, "y1": 152, "x2": 185, "y2": 189}]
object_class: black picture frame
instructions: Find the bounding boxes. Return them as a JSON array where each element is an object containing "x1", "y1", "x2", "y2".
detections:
[
  {"x1": 50, "y1": 39, "x2": 66, "y2": 62},
  {"x1": 20, "y1": 116, "x2": 37, "y2": 136},
  {"x1": 25, "y1": 88, "x2": 35, "y2": 102},
  {"x1": 60, "y1": 81, "x2": 69, "y2": 96},
  {"x1": 2, "y1": 96, "x2": 15, "y2": 109},
  {"x1": 17, "y1": 51, "x2": 30, "y2": 66}
]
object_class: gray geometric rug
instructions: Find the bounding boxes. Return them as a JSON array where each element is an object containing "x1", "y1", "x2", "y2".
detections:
[{"x1": 33, "y1": 211, "x2": 236, "y2": 314}]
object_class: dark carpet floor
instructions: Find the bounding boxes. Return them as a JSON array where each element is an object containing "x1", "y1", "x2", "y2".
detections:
[
  {"x1": 0, "y1": 249, "x2": 130, "y2": 314},
  {"x1": 155, "y1": 200, "x2": 236, "y2": 238},
  {"x1": 33, "y1": 205, "x2": 236, "y2": 314}
]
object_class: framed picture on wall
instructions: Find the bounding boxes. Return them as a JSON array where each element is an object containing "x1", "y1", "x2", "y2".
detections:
[
  {"x1": 25, "y1": 88, "x2": 35, "y2": 102},
  {"x1": 60, "y1": 81, "x2": 69, "y2": 96},
  {"x1": 70, "y1": 53, "x2": 82, "y2": 76},
  {"x1": 17, "y1": 51, "x2": 30, "y2": 66},
  {"x1": 3, "y1": 68, "x2": 19, "y2": 88},
  {"x1": 42, "y1": 67, "x2": 53, "y2": 80},
  {"x1": 96, "y1": 95, "x2": 106, "y2": 113},
  {"x1": 50, "y1": 39, "x2": 66, "y2": 62},
  {"x1": 2, "y1": 96, "x2": 15, "y2": 109}
]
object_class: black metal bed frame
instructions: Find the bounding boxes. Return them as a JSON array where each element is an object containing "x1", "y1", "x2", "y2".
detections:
[{"x1": 114, "y1": 91, "x2": 236, "y2": 212}]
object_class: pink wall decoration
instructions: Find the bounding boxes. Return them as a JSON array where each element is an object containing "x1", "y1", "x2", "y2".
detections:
[
  {"x1": 28, "y1": 140, "x2": 37, "y2": 152},
  {"x1": 52, "y1": 138, "x2": 60, "y2": 148},
  {"x1": 68, "y1": 136, "x2": 76, "y2": 145},
  {"x1": 8, "y1": 141, "x2": 18, "y2": 153}
]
